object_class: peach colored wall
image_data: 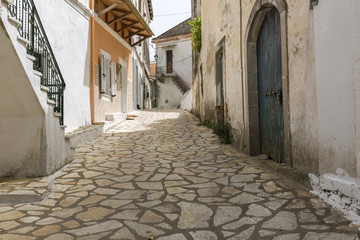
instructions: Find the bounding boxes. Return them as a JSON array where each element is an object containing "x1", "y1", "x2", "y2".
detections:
[{"x1": 91, "y1": 19, "x2": 132, "y2": 123}]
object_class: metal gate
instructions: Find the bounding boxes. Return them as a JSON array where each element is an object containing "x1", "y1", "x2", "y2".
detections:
[{"x1": 257, "y1": 7, "x2": 285, "y2": 163}]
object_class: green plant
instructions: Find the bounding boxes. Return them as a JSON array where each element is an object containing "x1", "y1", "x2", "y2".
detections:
[
  {"x1": 202, "y1": 120, "x2": 231, "y2": 144},
  {"x1": 213, "y1": 123, "x2": 231, "y2": 144},
  {"x1": 189, "y1": 17, "x2": 202, "y2": 52}
]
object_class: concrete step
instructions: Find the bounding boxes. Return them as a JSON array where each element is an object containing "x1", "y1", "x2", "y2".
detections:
[
  {"x1": 26, "y1": 54, "x2": 36, "y2": 62},
  {"x1": 40, "y1": 85, "x2": 50, "y2": 92},
  {"x1": 0, "y1": 177, "x2": 49, "y2": 204},
  {"x1": 47, "y1": 99, "x2": 56, "y2": 106},
  {"x1": 33, "y1": 70, "x2": 43, "y2": 77},
  {"x1": 17, "y1": 35, "x2": 29, "y2": 47},
  {"x1": 65, "y1": 125, "x2": 103, "y2": 149},
  {"x1": 3, "y1": 0, "x2": 14, "y2": 5},
  {"x1": 7, "y1": 15, "x2": 21, "y2": 27}
]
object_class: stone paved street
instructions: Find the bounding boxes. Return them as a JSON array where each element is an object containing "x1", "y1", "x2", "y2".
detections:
[{"x1": 0, "y1": 110, "x2": 358, "y2": 239}]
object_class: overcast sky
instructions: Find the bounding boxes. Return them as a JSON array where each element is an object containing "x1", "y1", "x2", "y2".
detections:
[{"x1": 149, "y1": 0, "x2": 191, "y2": 60}]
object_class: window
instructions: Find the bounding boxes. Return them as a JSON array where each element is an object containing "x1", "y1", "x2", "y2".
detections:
[
  {"x1": 138, "y1": 0, "x2": 142, "y2": 13},
  {"x1": 100, "y1": 50, "x2": 117, "y2": 97},
  {"x1": 166, "y1": 50, "x2": 173, "y2": 73},
  {"x1": 216, "y1": 49, "x2": 224, "y2": 106}
]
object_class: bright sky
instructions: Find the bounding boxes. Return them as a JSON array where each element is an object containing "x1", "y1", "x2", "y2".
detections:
[{"x1": 149, "y1": 0, "x2": 191, "y2": 60}]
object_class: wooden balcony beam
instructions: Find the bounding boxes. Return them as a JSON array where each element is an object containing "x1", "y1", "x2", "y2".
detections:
[
  {"x1": 107, "y1": 11, "x2": 131, "y2": 25},
  {"x1": 117, "y1": 22, "x2": 138, "y2": 33},
  {"x1": 131, "y1": 36, "x2": 148, "y2": 47},
  {"x1": 97, "y1": 2, "x2": 122, "y2": 16},
  {"x1": 125, "y1": 30, "x2": 143, "y2": 39}
]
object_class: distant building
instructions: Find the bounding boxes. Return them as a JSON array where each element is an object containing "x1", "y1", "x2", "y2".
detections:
[
  {"x1": 131, "y1": 0, "x2": 154, "y2": 110},
  {"x1": 152, "y1": 18, "x2": 193, "y2": 110}
]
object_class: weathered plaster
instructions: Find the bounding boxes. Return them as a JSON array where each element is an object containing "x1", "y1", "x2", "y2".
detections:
[
  {"x1": 154, "y1": 35, "x2": 193, "y2": 110},
  {"x1": 195, "y1": 0, "x2": 318, "y2": 174},
  {"x1": 0, "y1": 3, "x2": 69, "y2": 177},
  {"x1": 157, "y1": 77, "x2": 184, "y2": 109},
  {"x1": 33, "y1": 0, "x2": 92, "y2": 132},
  {"x1": 314, "y1": 0, "x2": 358, "y2": 177},
  {"x1": 181, "y1": 89, "x2": 193, "y2": 111},
  {"x1": 155, "y1": 38, "x2": 193, "y2": 87}
]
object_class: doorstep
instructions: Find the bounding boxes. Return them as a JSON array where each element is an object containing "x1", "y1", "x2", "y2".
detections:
[
  {"x1": 65, "y1": 124, "x2": 104, "y2": 149},
  {"x1": 0, "y1": 177, "x2": 50, "y2": 204}
]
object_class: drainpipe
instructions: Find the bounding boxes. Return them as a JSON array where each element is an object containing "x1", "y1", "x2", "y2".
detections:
[{"x1": 90, "y1": 7, "x2": 95, "y2": 124}]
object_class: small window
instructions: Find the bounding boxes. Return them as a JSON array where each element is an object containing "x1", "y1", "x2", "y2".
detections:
[
  {"x1": 166, "y1": 50, "x2": 173, "y2": 73},
  {"x1": 215, "y1": 49, "x2": 224, "y2": 106}
]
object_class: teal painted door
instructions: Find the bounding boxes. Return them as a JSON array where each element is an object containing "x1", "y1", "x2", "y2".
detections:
[{"x1": 257, "y1": 8, "x2": 285, "y2": 163}]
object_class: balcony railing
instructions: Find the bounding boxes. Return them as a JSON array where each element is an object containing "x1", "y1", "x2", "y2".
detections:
[{"x1": 9, "y1": 0, "x2": 66, "y2": 125}]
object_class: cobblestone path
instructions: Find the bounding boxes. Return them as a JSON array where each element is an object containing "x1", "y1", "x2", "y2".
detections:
[{"x1": 0, "y1": 110, "x2": 358, "y2": 239}]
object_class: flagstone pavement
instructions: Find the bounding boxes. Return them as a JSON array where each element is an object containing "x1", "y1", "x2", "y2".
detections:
[{"x1": 0, "y1": 110, "x2": 358, "y2": 239}]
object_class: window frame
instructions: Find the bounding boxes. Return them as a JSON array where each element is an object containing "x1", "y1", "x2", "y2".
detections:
[{"x1": 100, "y1": 49, "x2": 118, "y2": 99}]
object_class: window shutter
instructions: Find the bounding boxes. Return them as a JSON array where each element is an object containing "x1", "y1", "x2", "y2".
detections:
[
  {"x1": 105, "y1": 59, "x2": 111, "y2": 95},
  {"x1": 100, "y1": 54, "x2": 106, "y2": 93},
  {"x1": 111, "y1": 62, "x2": 117, "y2": 96},
  {"x1": 117, "y1": 63, "x2": 122, "y2": 89}
]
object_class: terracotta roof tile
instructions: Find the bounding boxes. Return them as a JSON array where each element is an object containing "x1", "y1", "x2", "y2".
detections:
[{"x1": 154, "y1": 18, "x2": 191, "y2": 39}]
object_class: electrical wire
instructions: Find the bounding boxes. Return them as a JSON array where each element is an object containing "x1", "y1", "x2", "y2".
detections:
[{"x1": 155, "y1": 12, "x2": 190, "y2": 17}]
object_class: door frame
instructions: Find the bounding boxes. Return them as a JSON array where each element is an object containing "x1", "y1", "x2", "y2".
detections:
[
  {"x1": 119, "y1": 57, "x2": 128, "y2": 114},
  {"x1": 244, "y1": 0, "x2": 292, "y2": 166}
]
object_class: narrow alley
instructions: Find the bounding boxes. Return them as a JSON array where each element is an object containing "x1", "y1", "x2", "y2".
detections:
[{"x1": 0, "y1": 110, "x2": 357, "y2": 239}]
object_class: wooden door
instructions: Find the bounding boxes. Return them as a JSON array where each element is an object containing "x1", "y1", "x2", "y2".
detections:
[
  {"x1": 166, "y1": 50, "x2": 173, "y2": 73},
  {"x1": 257, "y1": 8, "x2": 284, "y2": 163}
]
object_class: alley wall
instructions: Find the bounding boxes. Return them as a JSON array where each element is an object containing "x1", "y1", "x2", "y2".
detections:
[
  {"x1": 196, "y1": 0, "x2": 319, "y2": 175},
  {"x1": 156, "y1": 38, "x2": 193, "y2": 87},
  {"x1": 33, "y1": 0, "x2": 92, "y2": 133}
]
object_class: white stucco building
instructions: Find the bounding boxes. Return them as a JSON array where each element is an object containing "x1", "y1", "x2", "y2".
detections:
[
  {"x1": 131, "y1": 0, "x2": 154, "y2": 110},
  {"x1": 310, "y1": 0, "x2": 360, "y2": 213},
  {"x1": 0, "y1": 0, "x2": 92, "y2": 176},
  {"x1": 191, "y1": 0, "x2": 360, "y2": 216},
  {"x1": 152, "y1": 18, "x2": 193, "y2": 110}
]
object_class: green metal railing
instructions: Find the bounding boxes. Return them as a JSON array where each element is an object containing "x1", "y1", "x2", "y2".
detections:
[{"x1": 9, "y1": 0, "x2": 66, "y2": 125}]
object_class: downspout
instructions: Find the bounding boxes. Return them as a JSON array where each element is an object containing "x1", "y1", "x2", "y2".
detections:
[
  {"x1": 240, "y1": 0, "x2": 246, "y2": 149},
  {"x1": 90, "y1": 3, "x2": 95, "y2": 124}
]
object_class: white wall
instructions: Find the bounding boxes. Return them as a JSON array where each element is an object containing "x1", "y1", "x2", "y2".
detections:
[
  {"x1": 156, "y1": 38, "x2": 192, "y2": 87},
  {"x1": 314, "y1": 0, "x2": 359, "y2": 178},
  {"x1": 181, "y1": 88, "x2": 193, "y2": 111},
  {"x1": 0, "y1": 3, "x2": 69, "y2": 177},
  {"x1": 311, "y1": 0, "x2": 360, "y2": 211},
  {"x1": 33, "y1": 0, "x2": 92, "y2": 132},
  {"x1": 157, "y1": 77, "x2": 184, "y2": 109}
]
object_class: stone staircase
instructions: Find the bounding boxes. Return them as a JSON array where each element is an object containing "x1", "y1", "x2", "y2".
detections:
[
  {"x1": 0, "y1": 0, "x2": 74, "y2": 177},
  {"x1": 172, "y1": 73, "x2": 191, "y2": 94}
]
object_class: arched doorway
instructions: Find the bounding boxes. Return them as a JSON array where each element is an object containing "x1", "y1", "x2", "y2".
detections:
[
  {"x1": 258, "y1": 8, "x2": 284, "y2": 162},
  {"x1": 245, "y1": 1, "x2": 291, "y2": 165}
]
